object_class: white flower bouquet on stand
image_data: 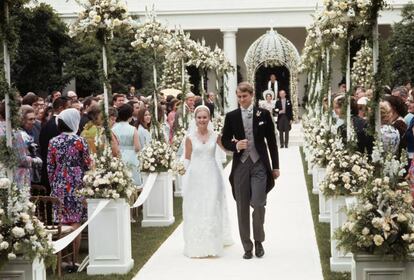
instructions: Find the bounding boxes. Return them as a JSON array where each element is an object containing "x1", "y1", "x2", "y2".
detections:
[
  {"x1": 0, "y1": 179, "x2": 55, "y2": 270},
  {"x1": 140, "y1": 140, "x2": 173, "y2": 173},
  {"x1": 80, "y1": 145, "x2": 136, "y2": 200}
]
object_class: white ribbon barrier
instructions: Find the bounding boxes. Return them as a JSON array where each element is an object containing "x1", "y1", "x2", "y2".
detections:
[
  {"x1": 52, "y1": 172, "x2": 158, "y2": 254},
  {"x1": 130, "y1": 173, "x2": 157, "y2": 209},
  {"x1": 52, "y1": 200, "x2": 109, "y2": 254}
]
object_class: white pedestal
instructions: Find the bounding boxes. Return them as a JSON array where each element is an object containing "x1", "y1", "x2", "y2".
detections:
[
  {"x1": 307, "y1": 157, "x2": 313, "y2": 175},
  {"x1": 318, "y1": 192, "x2": 331, "y2": 223},
  {"x1": 142, "y1": 172, "x2": 175, "y2": 227},
  {"x1": 312, "y1": 166, "x2": 326, "y2": 195},
  {"x1": 174, "y1": 175, "x2": 183, "y2": 197},
  {"x1": 352, "y1": 254, "x2": 414, "y2": 280},
  {"x1": 0, "y1": 257, "x2": 45, "y2": 280},
  {"x1": 330, "y1": 196, "x2": 352, "y2": 272},
  {"x1": 87, "y1": 199, "x2": 134, "y2": 275}
]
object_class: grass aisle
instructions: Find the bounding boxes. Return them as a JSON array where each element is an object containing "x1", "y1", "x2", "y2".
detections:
[
  {"x1": 300, "y1": 148, "x2": 350, "y2": 280},
  {"x1": 49, "y1": 197, "x2": 183, "y2": 280}
]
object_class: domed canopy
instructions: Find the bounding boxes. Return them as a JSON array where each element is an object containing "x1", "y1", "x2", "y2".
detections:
[
  {"x1": 244, "y1": 28, "x2": 300, "y2": 78},
  {"x1": 244, "y1": 28, "x2": 301, "y2": 119}
]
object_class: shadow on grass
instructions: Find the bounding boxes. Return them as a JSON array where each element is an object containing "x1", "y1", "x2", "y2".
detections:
[{"x1": 300, "y1": 148, "x2": 350, "y2": 280}]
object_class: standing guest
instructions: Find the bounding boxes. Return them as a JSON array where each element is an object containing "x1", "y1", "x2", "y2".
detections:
[
  {"x1": 205, "y1": 92, "x2": 216, "y2": 117},
  {"x1": 47, "y1": 108, "x2": 91, "y2": 265},
  {"x1": 405, "y1": 99, "x2": 414, "y2": 126},
  {"x1": 127, "y1": 85, "x2": 137, "y2": 99},
  {"x1": 71, "y1": 100, "x2": 82, "y2": 112},
  {"x1": 167, "y1": 99, "x2": 180, "y2": 143},
  {"x1": 173, "y1": 92, "x2": 196, "y2": 130},
  {"x1": 112, "y1": 93, "x2": 126, "y2": 109},
  {"x1": 338, "y1": 80, "x2": 347, "y2": 94},
  {"x1": 67, "y1": 91, "x2": 78, "y2": 101},
  {"x1": 383, "y1": 95, "x2": 408, "y2": 157},
  {"x1": 22, "y1": 93, "x2": 39, "y2": 107},
  {"x1": 137, "y1": 108, "x2": 152, "y2": 149},
  {"x1": 39, "y1": 97, "x2": 71, "y2": 193},
  {"x1": 81, "y1": 105, "x2": 120, "y2": 157},
  {"x1": 267, "y1": 74, "x2": 278, "y2": 98},
  {"x1": 128, "y1": 100, "x2": 141, "y2": 126},
  {"x1": 275, "y1": 90, "x2": 293, "y2": 148},
  {"x1": 0, "y1": 102, "x2": 33, "y2": 189},
  {"x1": 112, "y1": 104, "x2": 142, "y2": 186},
  {"x1": 79, "y1": 97, "x2": 98, "y2": 133},
  {"x1": 51, "y1": 90, "x2": 62, "y2": 103},
  {"x1": 392, "y1": 86, "x2": 409, "y2": 103},
  {"x1": 380, "y1": 101, "x2": 400, "y2": 156},
  {"x1": 20, "y1": 105, "x2": 41, "y2": 145},
  {"x1": 33, "y1": 97, "x2": 46, "y2": 122},
  {"x1": 108, "y1": 107, "x2": 118, "y2": 128},
  {"x1": 259, "y1": 90, "x2": 276, "y2": 115}
]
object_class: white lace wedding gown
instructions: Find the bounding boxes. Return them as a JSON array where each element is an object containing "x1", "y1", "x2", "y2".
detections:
[{"x1": 182, "y1": 131, "x2": 233, "y2": 257}]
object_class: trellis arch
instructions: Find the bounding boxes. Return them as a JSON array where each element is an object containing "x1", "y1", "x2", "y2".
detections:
[{"x1": 244, "y1": 28, "x2": 301, "y2": 120}]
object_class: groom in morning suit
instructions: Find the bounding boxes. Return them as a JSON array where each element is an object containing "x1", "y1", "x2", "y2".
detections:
[{"x1": 221, "y1": 82, "x2": 280, "y2": 259}]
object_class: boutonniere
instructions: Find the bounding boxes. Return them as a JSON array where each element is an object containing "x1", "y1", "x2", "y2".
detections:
[
  {"x1": 256, "y1": 111, "x2": 262, "y2": 117},
  {"x1": 259, "y1": 121, "x2": 264, "y2": 126}
]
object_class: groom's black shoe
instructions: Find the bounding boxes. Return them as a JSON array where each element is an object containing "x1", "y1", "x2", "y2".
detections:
[
  {"x1": 255, "y1": 242, "x2": 264, "y2": 258},
  {"x1": 243, "y1": 251, "x2": 253, "y2": 259}
]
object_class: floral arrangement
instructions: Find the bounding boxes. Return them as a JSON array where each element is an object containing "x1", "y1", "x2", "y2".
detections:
[
  {"x1": 320, "y1": 149, "x2": 374, "y2": 197},
  {"x1": 308, "y1": 119, "x2": 335, "y2": 167},
  {"x1": 80, "y1": 145, "x2": 136, "y2": 200},
  {"x1": 0, "y1": 179, "x2": 55, "y2": 268},
  {"x1": 68, "y1": 0, "x2": 135, "y2": 41},
  {"x1": 371, "y1": 139, "x2": 407, "y2": 181},
  {"x1": 172, "y1": 127, "x2": 186, "y2": 153},
  {"x1": 335, "y1": 176, "x2": 414, "y2": 258},
  {"x1": 351, "y1": 41, "x2": 373, "y2": 89},
  {"x1": 140, "y1": 140, "x2": 174, "y2": 173},
  {"x1": 171, "y1": 160, "x2": 186, "y2": 176},
  {"x1": 130, "y1": 14, "x2": 172, "y2": 54},
  {"x1": 159, "y1": 59, "x2": 191, "y2": 93}
]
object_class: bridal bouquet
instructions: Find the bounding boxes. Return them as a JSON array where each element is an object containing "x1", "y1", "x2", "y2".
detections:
[
  {"x1": 80, "y1": 145, "x2": 136, "y2": 200},
  {"x1": 68, "y1": 0, "x2": 135, "y2": 40},
  {"x1": 334, "y1": 177, "x2": 414, "y2": 258},
  {"x1": 0, "y1": 179, "x2": 55, "y2": 268},
  {"x1": 320, "y1": 148, "x2": 374, "y2": 197},
  {"x1": 140, "y1": 140, "x2": 174, "y2": 173},
  {"x1": 171, "y1": 160, "x2": 186, "y2": 176}
]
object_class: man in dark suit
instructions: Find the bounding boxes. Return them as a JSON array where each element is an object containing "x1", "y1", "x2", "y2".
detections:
[
  {"x1": 275, "y1": 89, "x2": 293, "y2": 148},
  {"x1": 221, "y1": 82, "x2": 280, "y2": 259},
  {"x1": 205, "y1": 92, "x2": 215, "y2": 118},
  {"x1": 39, "y1": 96, "x2": 71, "y2": 193}
]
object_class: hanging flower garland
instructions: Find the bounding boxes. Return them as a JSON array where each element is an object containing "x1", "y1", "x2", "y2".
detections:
[{"x1": 351, "y1": 40, "x2": 373, "y2": 89}]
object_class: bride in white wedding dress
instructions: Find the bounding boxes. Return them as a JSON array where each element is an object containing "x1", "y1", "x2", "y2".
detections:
[{"x1": 182, "y1": 105, "x2": 233, "y2": 258}]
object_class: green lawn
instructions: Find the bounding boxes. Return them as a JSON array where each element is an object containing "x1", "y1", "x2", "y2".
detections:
[
  {"x1": 300, "y1": 148, "x2": 350, "y2": 280},
  {"x1": 48, "y1": 196, "x2": 183, "y2": 280}
]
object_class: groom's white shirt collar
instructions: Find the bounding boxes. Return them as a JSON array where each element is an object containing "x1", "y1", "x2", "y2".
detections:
[{"x1": 241, "y1": 104, "x2": 253, "y2": 112}]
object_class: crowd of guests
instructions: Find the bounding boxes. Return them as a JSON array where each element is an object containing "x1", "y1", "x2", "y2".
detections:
[
  {"x1": 324, "y1": 81, "x2": 414, "y2": 199},
  {"x1": 0, "y1": 86, "x2": 219, "y2": 268}
]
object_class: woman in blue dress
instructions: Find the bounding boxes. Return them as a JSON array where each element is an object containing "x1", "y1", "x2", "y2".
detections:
[{"x1": 112, "y1": 104, "x2": 142, "y2": 186}]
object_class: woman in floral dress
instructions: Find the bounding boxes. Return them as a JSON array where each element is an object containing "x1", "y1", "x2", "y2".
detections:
[{"x1": 47, "y1": 108, "x2": 91, "y2": 265}]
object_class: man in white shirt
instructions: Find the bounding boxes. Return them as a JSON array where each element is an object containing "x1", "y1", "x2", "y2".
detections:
[{"x1": 267, "y1": 74, "x2": 278, "y2": 98}]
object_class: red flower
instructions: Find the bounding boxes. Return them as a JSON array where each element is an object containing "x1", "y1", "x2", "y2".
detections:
[
  {"x1": 75, "y1": 140, "x2": 83, "y2": 151},
  {"x1": 66, "y1": 183, "x2": 71, "y2": 193}
]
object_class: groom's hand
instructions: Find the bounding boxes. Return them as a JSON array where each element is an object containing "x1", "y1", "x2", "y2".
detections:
[
  {"x1": 272, "y1": 169, "x2": 280, "y2": 179},
  {"x1": 236, "y1": 139, "x2": 248, "y2": 151}
]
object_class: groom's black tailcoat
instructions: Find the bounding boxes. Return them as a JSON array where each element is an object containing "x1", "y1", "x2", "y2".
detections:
[{"x1": 221, "y1": 107, "x2": 279, "y2": 199}]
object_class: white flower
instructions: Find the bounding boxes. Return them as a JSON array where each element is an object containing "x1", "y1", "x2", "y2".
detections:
[
  {"x1": 398, "y1": 214, "x2": 408, "y2": 223},
  {"x1": 362, "y1": 227, "x2": 370, "y2": 236},
  {"x1": 0, "y1": 178, "x2": 11, "y2": 189},
  {"x1": 20, "y1": 213, "x2": 30, "y2": 223},
  {"x1": 12, "y1": 226, "x2": 25, "y2": 238},
  {"x1": 373, "y1": 235, "x2": 384, "y2": 246},
  {"x1": 8, "y1": 252, "x2": 16, "y2": 260},
  {"x1": 0, "y1": 241, "x2": 9, "y2": 250}
]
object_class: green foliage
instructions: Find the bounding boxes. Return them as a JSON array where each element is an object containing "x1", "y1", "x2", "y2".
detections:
[
  {"x1": 0, "y1": 136, "x2": 18, "y2": 169},
  {"x1": 389, "y1": 3, "x2": 414, "y2": 86}
]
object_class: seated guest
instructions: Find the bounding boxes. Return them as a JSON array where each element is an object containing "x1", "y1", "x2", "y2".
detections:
[{"x1": 47, "y1": 108, "x2": 91, "y2": 266}]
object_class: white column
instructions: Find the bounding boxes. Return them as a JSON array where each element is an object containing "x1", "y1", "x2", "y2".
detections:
[{"x1": 221, "y1": 28, "x2": 238, "y2": 112}]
